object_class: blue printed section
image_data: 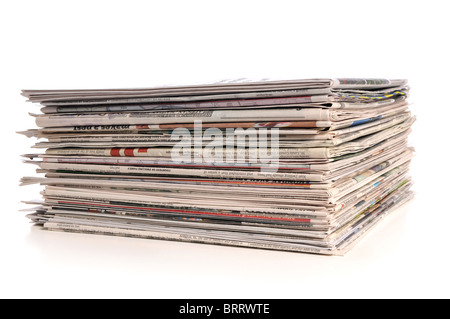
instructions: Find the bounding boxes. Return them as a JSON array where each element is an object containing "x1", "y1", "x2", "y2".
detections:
[{"x1": 350, "y1": 115, "x2": 382, "y2": 127}]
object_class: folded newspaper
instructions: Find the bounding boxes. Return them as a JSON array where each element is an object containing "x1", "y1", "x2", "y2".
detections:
[{"x1": 20, "y1": 78, "x2": 415, "y2": 255}]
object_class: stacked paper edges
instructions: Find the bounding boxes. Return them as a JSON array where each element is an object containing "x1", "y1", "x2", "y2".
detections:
[{"x1": 20, "y1": 78, "x2": 415, "y2": 255}]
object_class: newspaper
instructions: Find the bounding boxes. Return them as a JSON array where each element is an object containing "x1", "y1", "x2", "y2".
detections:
[
  {"x1": 22, "y1": 78, "x2": 407, "y2": 104},
  {"x1": 35, "y1": 171, "x2": 410, "y2": 232},
  {"x1": 24, "y1": 161, "x2": 411, "y2": 213},
  {"x1": 19, "y1": 78, "x2": 415, "y2": 255},
  {"x1": 20, "y1": 102, "x2": 408, "y2": 137},
  {"x1": 26, "y1": 180, "x2": 413, "y2": 255},
  {"x1": 34, "y1": 100, "x2": 408, "y2": 128},
  {"x1": 35, "y1": 152, "x2": 413, "y2": 204},
  {"x1": 38, "y1": 95, "x2": 406, "y2": 114},
  {"x1": 31, "y1": 112, "x2": 411, "y2": 150},
  {"x1": 26, "y1": 136, "x2": 408, "y2": 174},
  {"x1": 38, "y1": 117, "x2": 413, "y2": 160}
]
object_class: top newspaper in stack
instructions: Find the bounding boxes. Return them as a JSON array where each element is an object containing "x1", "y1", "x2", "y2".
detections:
[{"x1": 23, "y1": 78, "x2": 409, "y2": 129}]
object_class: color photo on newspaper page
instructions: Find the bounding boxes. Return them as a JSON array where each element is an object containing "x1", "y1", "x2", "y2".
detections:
[{"x1": 20, "y1": 78, "x2": 414, "y2": 255}]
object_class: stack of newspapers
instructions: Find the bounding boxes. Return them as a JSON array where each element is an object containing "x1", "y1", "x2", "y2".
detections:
[{"x1": 20, "y1": 78, "x2": 415, "y2": 255}]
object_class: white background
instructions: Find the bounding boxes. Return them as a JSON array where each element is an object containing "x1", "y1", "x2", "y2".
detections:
[{"x1": 1, "y1": 0, "x2": 449, "y2": 299}]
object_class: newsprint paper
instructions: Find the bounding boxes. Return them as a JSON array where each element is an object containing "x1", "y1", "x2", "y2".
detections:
[{"x1": 20, "y1": 78, "x2": 414, "y2": 255}]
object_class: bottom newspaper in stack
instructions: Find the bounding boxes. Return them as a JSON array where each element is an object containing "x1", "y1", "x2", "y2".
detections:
[{"x1": 20, "y1": 78, "x2": 415, "y2": 255}]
